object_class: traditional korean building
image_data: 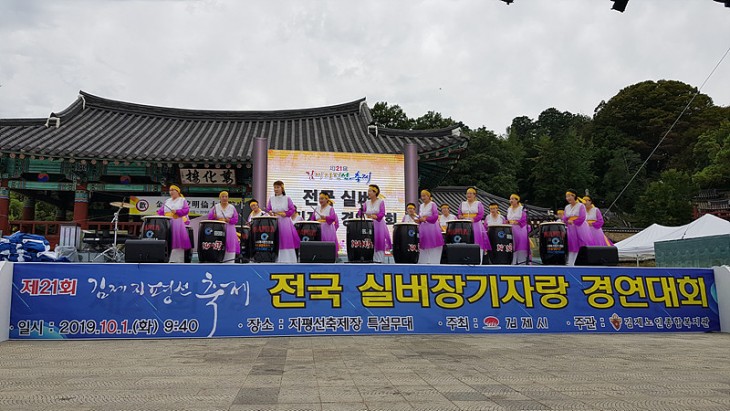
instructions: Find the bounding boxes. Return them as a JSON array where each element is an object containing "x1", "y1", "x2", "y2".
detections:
[{"x1": 0, "y1": 91, "x2": 469, "y2": 246}]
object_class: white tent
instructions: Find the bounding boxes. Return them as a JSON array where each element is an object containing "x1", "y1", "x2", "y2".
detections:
[
  {"x1": 615, "y1": 223, "x2": 680, "y2": 261},
  {"x1": 616, "y1": 214, "x2": 730, "y2": 261}
]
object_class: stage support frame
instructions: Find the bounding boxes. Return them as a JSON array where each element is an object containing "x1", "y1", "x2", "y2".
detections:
[
  {"x1": 715, "y1": 265, "x2": 730, "y2": 333},
  {"x1": 404, "y1": 143, "x2": 418, "y2": 206},
  {"x1": 253, "y1": 137, "x2": 269, "y2": 207},
  {"x1": 0, "y1": 262, "x2": 12, "y2": 342}
]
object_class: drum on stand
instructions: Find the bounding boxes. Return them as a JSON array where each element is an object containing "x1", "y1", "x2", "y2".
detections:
[
  {"x1": 250, "y1": 216, "x2": 278, "y2": 263},
  {"x1": 539, "y1": 221, "x2": 567, "y2": 265},
  {"x1": 184, "y1": 226, "x2": 194, "y2": 263},
  {"x1": 446, "y1": 220, "x2": 474, "y2": 244},
  {"x1": 488, "y1": 224, "x2": 513, "y2": 265},
  {"x1": 343, "y1": 218, "x2": 374, "y2": 263},
  {"x1": 295, "y1": 221, "x2": 322, "y2": 242},
  {"x1": 197, "y1": 220, "x2": 227, "y2": 263},
  {"x1": 141, "y1": 216, "x2": 172, "y2": 260},
  {"x1": 392, "y1": 222, "x2": 419, "y2": 264},
  {"x1": 237, "y1": 225, "x2": 251, "y2": 263}
]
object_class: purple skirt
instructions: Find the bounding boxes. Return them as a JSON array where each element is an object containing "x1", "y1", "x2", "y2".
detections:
[
  {"x1": 566, "y1": 223, "x2": 591, "y2": 252},
  {"x1": 419, "y1": 221, "x2": 444, "y2": 250},
  {"x1": 374, "y1": 218, "x2": 392, "y2": 252},
  {"x1": 170, "y1": 217, "x2": 191, "y2": 249},
  {"x1": 224, "y1": 222, "x2": 240, "y2": 253},
  {"x1": 277, "y1": 215, "x2": 300, "y2": 250},
  {"x1": 511, "y1": 223, "x2": 529, "y2": 253},
  {"x1": 588, "y1": 226, "x2": 612, "y2": 246},
  {"x1": 321, "y1": 222, "x2": 339, "y2": 252},
  {"x1": 473, "y1": 222, "x2": 491, "y2": 251}
]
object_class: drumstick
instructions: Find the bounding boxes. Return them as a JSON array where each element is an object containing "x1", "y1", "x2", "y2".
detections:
[{"x1": 310, "y1": 205, "x2": 321, "y2": 218}]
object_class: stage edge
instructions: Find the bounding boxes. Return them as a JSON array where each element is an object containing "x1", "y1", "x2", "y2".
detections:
[
  {"x1": 0, "y1": 262, "x2": 12, "y2": 342},
  {"x1": 714, "y1": 265, "x2": 730, "y2": 333}
]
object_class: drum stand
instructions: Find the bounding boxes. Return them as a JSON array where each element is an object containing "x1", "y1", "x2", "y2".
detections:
[{"x1": 93, "y1": 204, "x2": 125, "y2": 263}]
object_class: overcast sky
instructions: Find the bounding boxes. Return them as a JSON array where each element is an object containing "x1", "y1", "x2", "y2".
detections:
[{"x1": 1, "y1": 0, "x2": 729, "y2": 134}]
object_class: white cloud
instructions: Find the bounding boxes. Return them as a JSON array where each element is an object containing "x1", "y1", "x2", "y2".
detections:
[{"x1": 1, "y1": 0, "x2": 728, "y2": 133}]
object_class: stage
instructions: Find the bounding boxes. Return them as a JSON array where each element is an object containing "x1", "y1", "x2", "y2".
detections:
[{"x1": 1, "y1": 262, "x2": 729, "y2": 341}]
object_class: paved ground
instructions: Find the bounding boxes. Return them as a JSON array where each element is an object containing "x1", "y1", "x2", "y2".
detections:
[{"x1": 0, "y1": 333, "x2": 729, "y2": 411}]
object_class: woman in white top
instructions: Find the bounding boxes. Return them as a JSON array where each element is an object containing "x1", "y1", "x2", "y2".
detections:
[
  {"x1": 206, "y1": 191, "x2": 240, "y2": 263},
  {"x1": 247, "y1": 199, "x2": 265, "y2": 223},
  {"x1": 507, "y1": 194, "x2": 530, "y2": 265},
  {"x1": 402, "y1": 203, "x2": 420, "y2": 224},
  {"x1": 156, "y1": 185, "x2": 191, "y2": 263},
  {"x1": 265, "y1": 181, "x2": 300, "y2": 263},
  {"x1": 438, "y1": 203, "x2": 456, "y2": 232},
  {"x1": 356, "y1": 184, "x2": 391, "y2": 263}
]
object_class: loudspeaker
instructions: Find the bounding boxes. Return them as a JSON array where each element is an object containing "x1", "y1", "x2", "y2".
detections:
[
  {"x1": 299, "y1": 241, "x2": 337, "y2": 263},
  {"x1": 575, "y1": 246, "x2": 619, "y2": 266},
  {"x1": 125, "y1": 239, "x2": 168, "y2": 263},
  {"x1": 446, "y1": 243, "x2": 482, "y2": 265}
]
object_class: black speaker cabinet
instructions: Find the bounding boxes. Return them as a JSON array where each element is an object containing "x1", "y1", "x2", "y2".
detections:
[
  {"x1": 575, "y1": 246, "x2": 619, "y2": 266},
  {"x1": 125, "y1": 239, "x2": 168, "y2": 263},
  {"x1": 446, "y1": 243, "x2": 482, "y2": 265},
  {"x1": 299, "y1": 241, "x2": 337, "y2": 263}
]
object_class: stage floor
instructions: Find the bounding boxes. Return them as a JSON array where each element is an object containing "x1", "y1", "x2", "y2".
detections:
[{"x1": 1, "y1": 333, "x2": 729, "y2": 410}]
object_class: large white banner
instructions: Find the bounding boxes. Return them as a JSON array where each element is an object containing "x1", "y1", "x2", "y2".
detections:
[{"x1": 267, "y1": 149, "x2": 405, "y2": 253}]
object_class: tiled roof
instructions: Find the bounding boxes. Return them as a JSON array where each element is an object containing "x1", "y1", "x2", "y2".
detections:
[
  {"x1": 0, "y1": 91, "x2": 469, "y2": 163},
  {"x1": 431, "y1": 186, "x2": 554, "y2": 221}
]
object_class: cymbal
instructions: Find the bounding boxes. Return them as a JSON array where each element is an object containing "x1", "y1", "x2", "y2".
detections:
[{"x1": 110, "y1": 201, "x2": 132, "y2": 209}]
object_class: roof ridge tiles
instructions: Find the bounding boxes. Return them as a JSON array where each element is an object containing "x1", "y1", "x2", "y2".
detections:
[{"x1": 78, "y1": 91, "x2": 367, "y2": 121}]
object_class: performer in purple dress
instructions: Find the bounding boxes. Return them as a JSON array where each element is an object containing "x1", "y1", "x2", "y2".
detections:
[
  {"x1": 417, "y1": 190, "x2": 444, "y2": 264},
  {"x1": 357, "y1": 184, "x2": 391, "y2": 263},
  {"x1": 402, "y1": 203, "x2": 420, "y2": 223},
  {"x1": 562, "y1": 189, "x2": 591, "y2": 266},
  {"x1": 157, "y1": 185, "x2": 191, "y2": 263},
  {"x1": 309, "y1": 193, "x2": 340, "y2": 252},
  {"x1": 583, "y1": 195, "x2": 612, "y2": 247},
  {"x1": 507, "y1": 194, "x2": 530, "y2": 265},
  {"x1": 266, "y1": 181, "x2": 300, "y2": 263},
  {"x1": 206, "y1": 190, "x2": 239, "y2": 264},
  {"x1": 458, "y1": 187, "x2": 491, "y2": 255}
]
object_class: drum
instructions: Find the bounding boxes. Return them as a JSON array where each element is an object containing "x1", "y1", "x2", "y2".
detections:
[
  {"x1": 250, "y1": 216, "x2": 278, "y2": 263},
  {"x1": 197, "y1": 220, "x2": 227, "y2": 263},
  {"x1": 392, "y1": 222, "x2": 419, "y2": 264},
  {"x1": 488, "y1": 224, "x2": 513, "y2": 265},
  {"x1": 184, "y1": 226, "x2": 194, "y2": 263},
  {"x1": 295, "y1": 221, "x2": 322, "y2": 242},
  {"x1": 539, "y1": 221, "x2": 567, "y2": 265},
  {"x1": 237, "y1": 225, "x2": 251, "y2": 263},
  {"x1": 446, "y1": 220, "x2": 474, "y2": 244},
  {"x1": 343, "y1": 218, "x2": 374, "y2": 263},
  {"x1": 141, "y1": 216, "x2": 172, "y2": 258}
]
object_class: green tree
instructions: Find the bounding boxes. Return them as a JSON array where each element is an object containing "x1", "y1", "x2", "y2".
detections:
[
  {"x1": 693, "y1": 125, "x2": 730, "y2": 188},
  {"x1": 411, "y1": 111, "x2": 461, "y2": 130},
  {"x1": 370, "y1": 102, "x2": 413, "y2": 129},
  {"x1": 529, "y1": 130, "x2": 595, "y2": 210},
  {"x1": 596, "y1": 147, "x2": 646, "y2": 214},
  {"x1": 441, "y1": 128, "x2": 521, "y2": 196},
  {"x1": 636, "y1": 169, "x2": 696, "y2": 226},
  {"x1": 592, "y1": 80, "x2": 728, "y2": 175}
]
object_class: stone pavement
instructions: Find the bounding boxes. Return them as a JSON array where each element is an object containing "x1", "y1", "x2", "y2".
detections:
[{"x1": 0, "y1": 333, "x2": 729, "y2": 411}]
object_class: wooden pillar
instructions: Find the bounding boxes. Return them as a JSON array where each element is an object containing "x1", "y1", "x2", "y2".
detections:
[
  {"x1": 73, "y1": 185, "x2": 89, "y2": 229},
  {"x1": 22, "y1": 196, "x2": 35, "y2": 221},
  {"x1": 0, "y1": 181, "x2": 9, "y2": 235}
]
